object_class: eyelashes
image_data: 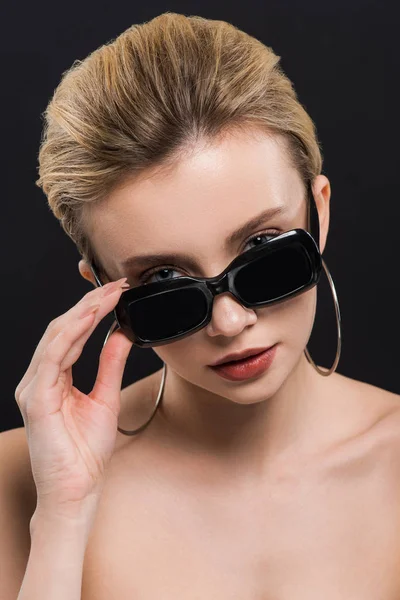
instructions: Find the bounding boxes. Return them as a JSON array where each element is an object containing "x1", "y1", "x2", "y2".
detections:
[{"x1": 135, "y1": 228, "x2": 282, "y2": 286}]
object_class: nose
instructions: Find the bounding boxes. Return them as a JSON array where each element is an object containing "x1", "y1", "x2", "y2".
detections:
[{"x1": 205, "y1": 292, "x2": 257, "y2": 338}]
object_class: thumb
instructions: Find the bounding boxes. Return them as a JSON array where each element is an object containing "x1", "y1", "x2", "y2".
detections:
[{"x1": 90, "y1": 328, "x2": 134, "y2": 416}]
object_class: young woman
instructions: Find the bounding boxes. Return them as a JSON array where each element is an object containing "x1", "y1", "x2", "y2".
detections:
[{"x1": 3, "y1": 11, "x2": 400, "y2": 600}]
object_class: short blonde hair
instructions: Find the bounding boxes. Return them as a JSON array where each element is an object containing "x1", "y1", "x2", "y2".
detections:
[{"x1": 36, "y1": 11, "x2": 323, "y2": 280}]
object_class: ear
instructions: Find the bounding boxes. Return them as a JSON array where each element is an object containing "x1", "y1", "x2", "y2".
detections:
[
  {"x1": 311, "y1": 175, "x2": 331, "y2": 255},
  {"x1": 78, "y1": 259, "x2": 98, "y2": 288}
]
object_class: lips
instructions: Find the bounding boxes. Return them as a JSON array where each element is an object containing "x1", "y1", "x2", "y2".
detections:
[{"x1": 209, "y1": 345, "x2": 274, "y2": 367}]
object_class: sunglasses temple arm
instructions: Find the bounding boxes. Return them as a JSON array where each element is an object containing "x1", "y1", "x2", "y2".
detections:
[
  {"x1": 89, "y1": 261, "x2": 104, "y2": 288},
  {"x1": 308, "y1": 180, "x2": 320, "y2": 252}
]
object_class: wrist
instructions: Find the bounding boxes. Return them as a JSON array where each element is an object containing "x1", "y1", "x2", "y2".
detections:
[{"x1": 30, "y1": 497, "x2": 100, "y2": 539}]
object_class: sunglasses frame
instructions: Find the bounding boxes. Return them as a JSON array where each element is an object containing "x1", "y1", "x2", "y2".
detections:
[{"x1": 90, "y1": 180, "x2": 322, "y2": 347}]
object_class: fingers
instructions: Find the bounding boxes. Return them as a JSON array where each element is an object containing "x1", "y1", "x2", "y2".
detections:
[
  {"x1": 19, "y1": 306, "x2": 101, "y2": 420},
  {"x1": 36, "y1": 304, "x2": 101, "y2": 391},
  {"x1": 15, "y1": 278, "x2": 129, "y2": 404},
  {"x1": 89, "y1": 328, "x2": 134, "y2": 417}
]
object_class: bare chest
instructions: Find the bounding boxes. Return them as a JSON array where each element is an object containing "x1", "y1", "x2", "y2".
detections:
[{"x1": 81, "y1": 439, "x2": 400, "y2": 599}]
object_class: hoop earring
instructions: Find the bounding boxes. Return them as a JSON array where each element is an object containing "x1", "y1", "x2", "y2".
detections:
[
  {"x1": 304, "y1": 257, "x2": 342, "y2": 376},
  {"x1": 103, "y1": 256, "x2": 341, "y2": 435},
  {"x1": 102, "y1": 321, "x2": 167, "y2": 437}
]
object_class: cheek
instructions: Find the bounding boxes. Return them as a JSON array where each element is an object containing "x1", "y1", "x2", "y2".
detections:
[
  {"x1": 262, "y1": 286, "x2": 317, "y2": 348},
  {"x1": 152, "y1": 336, "x2": 196, "y2": 371}
]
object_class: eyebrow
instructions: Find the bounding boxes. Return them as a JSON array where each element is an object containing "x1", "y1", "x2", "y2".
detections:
[{"x1": 121, "y1": 204, "x2": 287, "y2": 272}]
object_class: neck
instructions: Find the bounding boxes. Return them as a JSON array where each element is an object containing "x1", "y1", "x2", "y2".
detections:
[{"x1": 152, "y1": 350, "x2": 336, "y2": 474}]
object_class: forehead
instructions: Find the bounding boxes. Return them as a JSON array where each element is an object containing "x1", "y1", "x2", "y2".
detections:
[{"x1": 86, "y1": 131, "x2": 305, "y2": 268}]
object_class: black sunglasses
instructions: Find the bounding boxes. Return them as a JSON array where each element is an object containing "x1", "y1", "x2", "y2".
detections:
[{"x1": 90, "y1": 180, "x2": 322, "y2": 347}]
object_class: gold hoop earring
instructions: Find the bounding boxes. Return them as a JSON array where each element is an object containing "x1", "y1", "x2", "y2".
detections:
[
  {"x1": 304, "y1": 257, "x2": 342, "y2": 376},
  {"x1": 102, "y1": 320, "x2": 167, "y2": 437}
]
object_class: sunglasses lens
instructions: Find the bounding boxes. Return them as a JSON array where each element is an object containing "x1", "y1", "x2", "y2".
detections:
[
  {"x1": 129, "y1": 286, "x2": 208, "y2": 341},
  {"x1": 235, "y1": 245, "x2": 312, "y2": 303}
]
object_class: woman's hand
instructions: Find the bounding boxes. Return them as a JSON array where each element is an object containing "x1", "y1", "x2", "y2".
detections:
[{"x1": 14, "y1": 278, "x2": 133, "y2": 522}]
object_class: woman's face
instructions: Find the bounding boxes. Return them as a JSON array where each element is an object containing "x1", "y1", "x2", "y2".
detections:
[{"x1": 82, "y1": 129, "x2": 330, "y2": 405}]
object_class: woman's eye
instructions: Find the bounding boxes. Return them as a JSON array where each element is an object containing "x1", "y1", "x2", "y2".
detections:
[
  {"x1": 243, "y1": 230, "x2": 280, "y2": 251},
  {"x1": 139, "y1": 266, "x2": 182, "y2": 286},
  {"x1": 137, "y1": 230, "x2": 281, "y2": 285}
]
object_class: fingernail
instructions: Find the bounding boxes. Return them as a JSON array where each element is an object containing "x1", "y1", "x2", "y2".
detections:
[{"x1": 103, "y1": 278, "x2": 128, "y2": 296}]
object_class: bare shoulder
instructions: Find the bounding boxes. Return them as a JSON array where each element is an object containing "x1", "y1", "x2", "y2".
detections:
[
  {"x1": 0, "y1": 427, "x2": 37, "y2": 597},
  {"x1": 0, "y1": 426, "x2": 37, "y2": 515},
  {"x1": 337, "y1": 370, "x2": 400, "y2": 429},
  {"x1": 324, "y1": 370, "x2": 400, "y2": 471}
]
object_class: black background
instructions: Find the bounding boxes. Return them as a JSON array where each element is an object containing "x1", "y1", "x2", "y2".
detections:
[{"x1": 1, "y1": 0, "x2": 398, "y2": 433}]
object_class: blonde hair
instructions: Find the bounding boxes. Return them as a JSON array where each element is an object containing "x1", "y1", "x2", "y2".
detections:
[{"x1": 36, "y1": 11, "x2": 323, "y2": 281}]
